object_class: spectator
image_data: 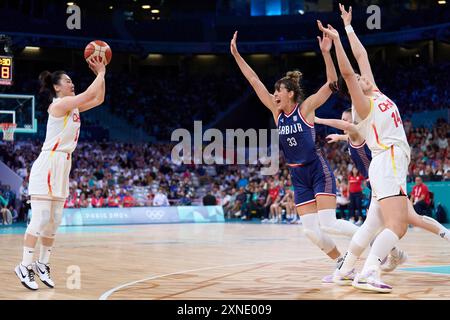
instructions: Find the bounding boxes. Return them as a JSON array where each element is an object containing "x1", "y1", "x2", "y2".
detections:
[
  {"x1": 1, "y1": 206, "x2": 12, "y2": 225},
  {"x1": 348, "y1": 167, "x2": 364, "y2": 225},
  {"x1": 177, "y1": 191, "x2": 192, "y2": 206},
  {"x1": 107, "y1": 190, "x2": 121, "y2": 207},
  {"x1": 78, "y1": 192, "x2": 89, "y2": 208},
  {"x1": 410, "y1": 177, "x2": 431, "y2": 216},
  {"x1": 280, "y1": 189, "x2": 297, "y2": 224},
  {"x1": 19, "y1": 180, "x2": 29, "y2": 222},
  {"x1": 91, "y1": 189, "x2": 105, "y2": 208},
  {"x1": 336, "y1": 178, "x2": 350, "y2": 220},
  {"x1": 202, "y1": 191, "x2": 217, "y2": 206},
  {"x1": 65, "y1": 188, "x2": 78, "y2": 208},
  {"x1": 153, "y1": 188, "x2": 170, "y2": 206},
  {"x1": 123, "y1": 191, "x2": 136, "y2": 207}
]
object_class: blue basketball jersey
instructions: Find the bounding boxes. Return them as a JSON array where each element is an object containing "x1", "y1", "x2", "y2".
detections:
[
  {"x1": 277, "y1": 104, "x2": 319, "y2": 165},
  {"x1": 348, "y1": 139, "x2": 372, "y2": 180}
]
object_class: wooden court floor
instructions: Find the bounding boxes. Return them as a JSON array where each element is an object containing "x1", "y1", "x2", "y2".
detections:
[{"x1": 1, "y1": 222, "x2": 449, "y2": 300}]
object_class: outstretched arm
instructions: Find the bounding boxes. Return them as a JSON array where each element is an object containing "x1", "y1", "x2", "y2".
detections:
[
  {"x1": 230, "y1": 31, "x2": 276, "y2": 114},
  {"x1": 301, "y1": 22, "x2": 338, "y2": 116},
  {"x1": 49, "y1": 57, "x2": 106, "y2": 117},
  {"x1": 315, "y1": 116, "x2": 358, "y2": 134},
  {"x1": 325, "y1": 133, "x2": 349, "y2": 144},
  {"x1": 318, "y1": 22, "x2": 371, "y2": 120},
  {"x1": 338, "y1": 4, "x2": 377, "y2": 88}
]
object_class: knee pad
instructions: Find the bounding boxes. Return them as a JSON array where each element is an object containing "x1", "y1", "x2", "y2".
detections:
[
  {"x1": 318, "y1": 209, "x2": 358, "y2": 238},
  {"x1": 26, "y1": 200, "x2": 52, "y2": 237},
  {"x1": 302, "y1": 213, "x2": 336, "y2": 254},
  {"x1": 41, "y1": 200, "x2": 64, "y2": 238}
]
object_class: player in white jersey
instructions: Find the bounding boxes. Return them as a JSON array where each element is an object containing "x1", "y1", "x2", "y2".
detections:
[
  {"x1": 316, "y1": 109, "x2": 450, "y2": 280},
  {"x1": 318, "y1": 4, "x2": 412, "y2": 292},
  {"x1": 15, "y1": 57, "x2": 106, "y2": 290}
]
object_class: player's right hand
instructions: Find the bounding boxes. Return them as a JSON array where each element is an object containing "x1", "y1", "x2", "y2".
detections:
[
  {"x1": 339, "y1": 3, "x2": 352, "y2": 26},
  {"x1": 230, "y1": 31, "x2": 239, "y2": 56},
  {"x1": 326, "y1": 134, "x2": 341, "y2": 144},
  {"x1": 87, "y1": 56, "x2": 106, "y2": 76}
]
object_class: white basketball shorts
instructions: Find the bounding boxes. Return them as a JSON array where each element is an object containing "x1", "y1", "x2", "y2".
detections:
[{"x1": 29, "y1": 151, "x2": 72, "y2": 199}]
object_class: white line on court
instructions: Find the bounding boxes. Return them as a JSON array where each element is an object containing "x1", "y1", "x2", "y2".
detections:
[{"x1": 99, "y1": 255, "x2": 324, "y2": 300}]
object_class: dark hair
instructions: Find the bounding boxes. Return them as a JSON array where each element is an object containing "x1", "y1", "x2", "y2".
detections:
[
  {"x1": 337, "y1": 75, "x2": 350, "y2": 101},
  {"x1": 39, "y1": 70, "x2": 67, "y2": 102},
  {"x1": 274, "y1": 70, "x2": 304, "y2": 102},
  {"x1": 343, "y1": 107, "x2": 352, "y2": 114}
]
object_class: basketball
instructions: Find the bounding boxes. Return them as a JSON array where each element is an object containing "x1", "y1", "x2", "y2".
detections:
[{"x1": 84, "y1": 40, "x2": 112, "y2": 65}]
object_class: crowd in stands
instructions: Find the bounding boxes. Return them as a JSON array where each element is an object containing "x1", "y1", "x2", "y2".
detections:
[
  {"x1": 373, "y1": 62, "x2": 450, "y2": 117},
  {"x1": 4, "y1": 61, "x2": 449, "y2": 141},
  {"x1": 105, "y1": 72, "x2": 247, "y2": 140},
  {"x1": 0, "y1": 60, "x2": 448, "y2": 224},
  {"x1": 1, "y1": 115, "x2": 448, "y2": 224}
]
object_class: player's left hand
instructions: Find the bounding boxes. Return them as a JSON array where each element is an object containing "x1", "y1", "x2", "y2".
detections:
[
  {"x1": 326, "y1": 134, "x2": 341, "y2": 144},
  {"x1": 230, "y1": 31, "x2": 239, "y2": 56},
  {"x1": 87, "y1": 56, "x2": 106, "y2": 76},
  {"x1": 317, "y1": 29, "x2": 332, "y2": 52},
  {"x1": 317, "y1": 21, "x2": 340, "y2": 41}
]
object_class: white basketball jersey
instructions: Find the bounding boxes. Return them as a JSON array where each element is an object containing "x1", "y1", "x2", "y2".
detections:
[
  {"x1": 41, "y1": 98, "x2": 81, "y2": 154},
  {"x1": 355, "y1": 90, "x2": 410, "y2": 161}
]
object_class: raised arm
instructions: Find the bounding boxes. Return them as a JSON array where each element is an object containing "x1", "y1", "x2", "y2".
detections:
[
  {"x1": 230, "y1": 31, "x2": 276, "y2": 114},
  {"x1": 301, "y1": 22, "x2": 338, "y2": 117},
  {"x1": 49, "y1": 57, "x2": 106, "y2": 117},
  {"x1": 338, "y1": 4, "x2": 377, "y2": 88},
  {"x1": 318, "y1": 22, "x2": 371, "y2": 120},
  {"x1": 78, "y1": 57, "x2": 106, "y2": 113}
]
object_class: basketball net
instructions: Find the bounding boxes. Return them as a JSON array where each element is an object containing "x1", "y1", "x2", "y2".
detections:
[{"x1": 1, "y1": 123, "x2": 16, "y2": 141}]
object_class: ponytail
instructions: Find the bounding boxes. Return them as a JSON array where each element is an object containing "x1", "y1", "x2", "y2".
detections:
[{"x1": 38, "y1": 70, "x2": 66, "y2": 103}]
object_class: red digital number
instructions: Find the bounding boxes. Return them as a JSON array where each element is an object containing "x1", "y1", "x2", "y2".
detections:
[{"x1": 1, "y1": 66, "x2": 9, "y2": 79}]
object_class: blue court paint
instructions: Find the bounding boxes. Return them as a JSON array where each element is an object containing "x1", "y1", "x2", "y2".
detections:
[
  {"x1": 0, "y1": 225, "x2": 131, "y2": 235},
  {"x1": 399, "y1": 265, "x2": 450, "y2": 275}
]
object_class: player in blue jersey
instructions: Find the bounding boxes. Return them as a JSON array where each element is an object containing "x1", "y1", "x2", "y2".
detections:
[
  {"x1": 230, "y1": 25, "x2": 360, "y2": 280},
  {"x1": 316, "y1": 106, "x2": 450, "y2": 282}
]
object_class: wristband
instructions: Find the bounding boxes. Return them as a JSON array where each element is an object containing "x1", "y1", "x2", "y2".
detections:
[{"x1": 345, "y1": 25, "x2": 354, "y2": 34}]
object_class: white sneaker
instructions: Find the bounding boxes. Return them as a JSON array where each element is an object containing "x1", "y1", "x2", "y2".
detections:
[
  {"x1": 15, "y1": 263, "x2": 39, "y2": 290},
  {"x1": 352, "y1": 267, "x2": 392, "y2": 293},
  {"x1": 33, "y1": 261, "x2": 55, "y2": 288},
  {"x1": 381, "y1": 250, "x2": 408, "y2": 272},
  {"x1": 332, "y1": 268, "x2": 357, "y2": 286}
]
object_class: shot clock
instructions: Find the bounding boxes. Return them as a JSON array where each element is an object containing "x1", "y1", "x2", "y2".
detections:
[{"x1": 0, "y1": 56, "x2": 13, "y2": 86}]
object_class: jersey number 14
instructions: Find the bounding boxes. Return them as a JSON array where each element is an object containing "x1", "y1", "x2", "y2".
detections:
[{"x1": 391, "y1": 110, "x2": 402, "y2": 128}]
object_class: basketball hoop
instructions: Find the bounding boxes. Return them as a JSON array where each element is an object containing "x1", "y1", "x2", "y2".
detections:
[{"x1": 0, "y1": 123, "x2": 16, "y2": 141}]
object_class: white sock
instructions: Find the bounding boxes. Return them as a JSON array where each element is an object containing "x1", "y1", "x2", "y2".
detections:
[
  {"x1": 39, "y1": 245, "x2": 52, "y2": 264},
  {"x1": 335, "y1": 255, "x2": 345, "y2": 269},
  {"x1": 22, "y1": 247, "x2": 35, "y2": 267},
  {"x1": 362, "y1": 228, "x2": 399, "y2": 273},
  {"x1": 339, "y1": 251, "x2": 358, "y2": 274}
]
